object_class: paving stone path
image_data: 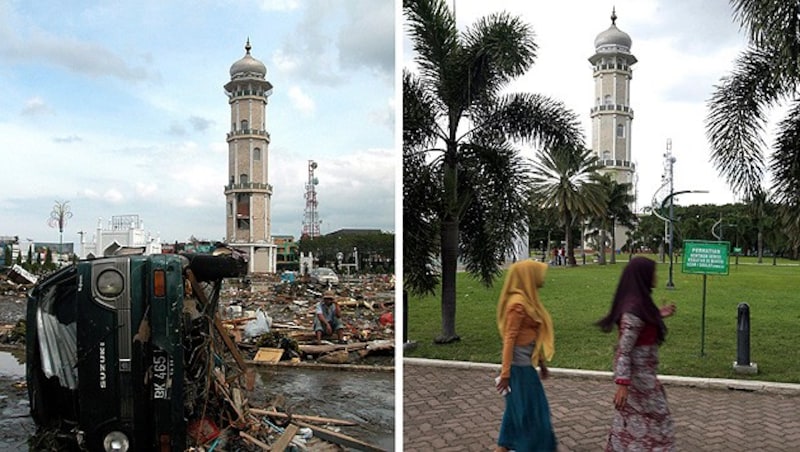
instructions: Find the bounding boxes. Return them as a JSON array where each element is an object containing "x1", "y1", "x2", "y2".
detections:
[{"x1": 404, "y1": 360, "x2": 800, "y2": 451}]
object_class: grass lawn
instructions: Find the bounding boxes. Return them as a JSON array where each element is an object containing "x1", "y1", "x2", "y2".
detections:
[{"x1": 404, "y1": 254, "x2": 800, "y2": 384}]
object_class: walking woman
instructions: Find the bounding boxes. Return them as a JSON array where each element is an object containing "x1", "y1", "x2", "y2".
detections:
[
  {"x1": 495, "y1": 260, "x2": 556, "y2": 452},
  {"x1": 597, "y1": 257, "x2": 677, "y2": 451}
]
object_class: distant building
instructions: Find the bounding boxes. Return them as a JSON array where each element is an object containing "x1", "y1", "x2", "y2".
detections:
[
  {"x1": 274, "y1": 235, "x2": 299, "y2": 270},
  {"x1": 80, "y1": 215, "x2": 162, "y2": 259},
  {"x1": 223, "y1": 39, "x2": 277, "y2": 274}
]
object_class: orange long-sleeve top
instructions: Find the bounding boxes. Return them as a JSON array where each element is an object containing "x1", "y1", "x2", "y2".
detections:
[{"x1": 500, "y1": 303, "x2": 540, "y2": 378}]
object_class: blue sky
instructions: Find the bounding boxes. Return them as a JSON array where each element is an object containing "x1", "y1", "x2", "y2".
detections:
[
  {"x1": 404, "y1": 0, "x2": 763, "y2": 212},
  {"x1": 0, "y1": 0, "x2": 395, "y2": 244}
]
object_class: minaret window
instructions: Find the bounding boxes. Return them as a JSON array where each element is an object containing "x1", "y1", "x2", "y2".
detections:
[
  {"x1": 241, "y1": 120, "x2": 249, "y2": 131},
  {"x1": 254, "y1": 148, "x2": 261, "y2": 160},
  {"x1": 617, "y1": 124, "x2": 625, "y2": 138},
  {"x1": 603, "y1": 150, "x2": 611, "y2": 160},
  {"x1": 240, "y1": 174, "x2": 249, "y2": 184},
  {"x1": 604, "y1": 95, "x2": 612, "y2": 105}
]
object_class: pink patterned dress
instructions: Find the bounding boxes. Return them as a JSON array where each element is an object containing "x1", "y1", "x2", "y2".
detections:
[{"x1": 606, "y1": 313, "x2": 675, "y2": 451}]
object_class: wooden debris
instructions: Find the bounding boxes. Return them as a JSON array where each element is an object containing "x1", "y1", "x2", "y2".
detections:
[
  {"x1": 296, "y1": 421, "x2": 387, "y2": 452},
  {"x1": 253, "y1": 347, "x2": 284, "y2": 364},
  {"x1": 250, "y1": 408, "x2": 358, "y2": 426},
  {"x1": 270, "y1": 423, "x2": 299, "y2": 452},
  {"x1": 298, "y1": 342, "x2": 369, "y2": 355},
  {"x1": 239, "y1": 431, "x2": 270, "y2": 450}
]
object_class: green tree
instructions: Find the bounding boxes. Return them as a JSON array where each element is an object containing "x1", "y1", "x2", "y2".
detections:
[
  {"x1": 706, "y1": 0, "x2": 800, "y2": 253},
  {"x1": 403, "y1": 0, "x2": 584, "y2": 343},
  {"x1": 531, "y1": 145, "x2": 606, "y2": 266},
  {"x1": 586, "y1": 175, "x2": 636, "y2": 265}
]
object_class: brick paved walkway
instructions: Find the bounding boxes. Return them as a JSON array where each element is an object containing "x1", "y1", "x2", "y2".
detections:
[{"x1": 403, "y1": 360, "x2": 800, "y2": 451}]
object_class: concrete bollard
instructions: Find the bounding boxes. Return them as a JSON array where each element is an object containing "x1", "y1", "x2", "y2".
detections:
[
  {"x1": 733, "y1": 302, "x2": 758, "y2": 374},
  {"x1": 403, "y1": 289, "x2": 417, "y2": 351}
]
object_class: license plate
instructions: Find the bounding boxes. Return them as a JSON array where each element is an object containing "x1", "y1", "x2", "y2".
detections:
[{"x1": 152, "y1": 349, "x2": 172, "y2": 400}]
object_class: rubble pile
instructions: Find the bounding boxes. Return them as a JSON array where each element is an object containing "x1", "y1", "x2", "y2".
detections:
[
  {"x1": 219, "y1": 273, "x2": 396, "y2": 367},
  {"x1": 1, "y1": 263, "x2": 393, "y2": 451}
]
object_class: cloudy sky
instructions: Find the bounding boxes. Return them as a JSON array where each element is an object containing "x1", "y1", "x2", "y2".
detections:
[
  {"x1": 403, "y1": 0, "x2": 764, "y2": 212},
  {"x1": 0, "y1": 0, "x2": 395, "y2": 245}
]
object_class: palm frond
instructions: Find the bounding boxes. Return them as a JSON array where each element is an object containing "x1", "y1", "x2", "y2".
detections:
[
  {"x1": 403, "y1": 70, "x2": 443, "y2": 150},
  {"x1": 731, "y1": 0, "x2": 800, "y2": 78},
  {"x1": 469, "y1": 92, "x2": 584, "y2": 150},
  {"x1": 705, "y1": 47, "x2": 785, "y2": 198},
  {"x1": 460, "y1": 11, "x2": 537, "y2": 102}
]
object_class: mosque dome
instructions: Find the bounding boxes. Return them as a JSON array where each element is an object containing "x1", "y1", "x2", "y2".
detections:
[
  {"x1": 229, "y1": 39, "x2": 266, "y2": 79},
  {"x1": 594, "y1": 9, "x2": 632, "y2": 50}
]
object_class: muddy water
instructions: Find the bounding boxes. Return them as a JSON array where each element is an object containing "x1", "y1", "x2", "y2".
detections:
[
  {"x1": 252, "y1": 366, "x2": 395, "y2": 450},
  {"x1": 0, "y1": 351, "x2": 395, "y2": 450},
  {"x1": 0, "y1": 349, "x2": 24, "y2": 377}
]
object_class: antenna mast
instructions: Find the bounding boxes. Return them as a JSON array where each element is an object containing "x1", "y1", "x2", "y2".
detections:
[{"x1": 302, "y1": 160, "x2": 321, "y2": 238}]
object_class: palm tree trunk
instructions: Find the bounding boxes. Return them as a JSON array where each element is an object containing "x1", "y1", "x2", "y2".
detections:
[
  {"x1": 598, "y1": 229, "x2": 607, "y2": 265},
  {"x1": 437, "y1": 219, "x2": 460, "y2": 343},
  {"x1": 757, "y1": 229, "x2": 763, "y2": 264},
  {"x1": 565, "y1": 215, "x2": 576, "y2": 266},
  {"x1": 610, "y1": 218, "x2": 617, "y2": 264}
]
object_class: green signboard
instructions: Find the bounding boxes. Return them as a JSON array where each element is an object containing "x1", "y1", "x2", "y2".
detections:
[{"x1": 683, "y1": 240, "x2": 730, "y2": 275}]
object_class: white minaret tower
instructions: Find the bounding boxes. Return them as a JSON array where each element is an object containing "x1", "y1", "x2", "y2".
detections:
[
  {"x1": 589, "y1": 8, "x2": 638, "y2": 253},
  {"x1": 224, "y1": 39, "x2": 277, "y2": 273},
  {"x1": 589, "y1": 8, "x2": 637, "y2": 188}
]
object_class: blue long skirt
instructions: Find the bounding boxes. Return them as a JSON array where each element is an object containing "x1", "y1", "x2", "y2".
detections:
[{"x1": 497, "y1": 365, "x2": 557, "y2": 452}]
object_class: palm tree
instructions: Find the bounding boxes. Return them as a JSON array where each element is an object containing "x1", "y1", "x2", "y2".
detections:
[
  {"x1": 586, "y1": 175, "x2": 636, "y2": 264},
  {"x1": 706, "y1": 0, "x2": 800, "y2": 252},
  {"x1": 403, "y1": 0, "x2": 584, "y2": 343},
  {"x1": 531, "y1": 145, "x2": 606, "y2": 266}
]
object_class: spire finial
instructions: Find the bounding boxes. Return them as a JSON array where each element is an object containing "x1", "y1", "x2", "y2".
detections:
[
  {"x1": 245, "y1": 37, "x2": 252, "y2": 54},
  {"x1": 611, "y1": 7, "x2": 617, "y2": 25}
]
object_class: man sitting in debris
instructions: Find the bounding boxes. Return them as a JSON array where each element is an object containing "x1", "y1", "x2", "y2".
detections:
[{"x1": 314, "y1": 290, "x2": 346, "y2": 344}]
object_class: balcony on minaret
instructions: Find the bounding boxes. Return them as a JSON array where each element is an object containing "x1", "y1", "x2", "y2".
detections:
[
  {"x1": 599, "y1": 159, "x2": 635, "y2": 170},
  {"x1": 226, "y1": 128, "x2": 271, "y2": 141},
  {"x1": 224, "y1": 182, "x2": 273, "y2": 195},
  {"x1": 593, "y1": 62, "x2": 631, "y2": 74},
  {"x1": 590, "y1": 104, "x2": 634, "y2": 117}
]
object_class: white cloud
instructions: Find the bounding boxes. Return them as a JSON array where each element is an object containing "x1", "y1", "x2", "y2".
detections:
[
  {"x1": 104, "y1": 189, "x2": 124, "y2": 204},
  {"x1": 135, "y1": 182, "x2": 158, "y2": 198},
  {"x1": 288, "y1": 86, "x2": 316, "y2": 115},
  {"x1": 259, "y1": 0, "x2": 301, "y2": 12},
  {"x1": 21, "y1": 96, "x2": 53, "y2": 116}
]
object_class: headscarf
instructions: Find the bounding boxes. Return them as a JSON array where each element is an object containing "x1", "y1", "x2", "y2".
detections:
[
  {"x1": 496, "y1": 260, "x2": 555, "y2": 365},
  {"x1": 596, "y1": 256, "x2": 667, "y2": 343}
]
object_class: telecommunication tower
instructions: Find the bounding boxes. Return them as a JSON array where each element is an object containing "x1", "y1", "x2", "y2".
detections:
[{"x1": 302, "y1": 160, "x2": 321, "y2": 238}]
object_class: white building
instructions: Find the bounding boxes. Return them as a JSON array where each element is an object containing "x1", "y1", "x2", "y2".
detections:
[{"x1": 80, "y1": 215, "x2": 161, "y2": 259}]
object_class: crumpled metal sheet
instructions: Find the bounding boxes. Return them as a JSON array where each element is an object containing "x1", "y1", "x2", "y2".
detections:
[{"x1": 36, "y1": 285, "x2": 78, "y2": 390}]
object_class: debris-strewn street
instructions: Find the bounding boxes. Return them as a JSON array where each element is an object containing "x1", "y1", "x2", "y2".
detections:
[{"x1": 0, "y1": 264, "x2": 395, "y2": 451}]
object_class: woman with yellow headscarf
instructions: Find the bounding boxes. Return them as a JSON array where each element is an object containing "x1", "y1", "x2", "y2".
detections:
[{"x1": 494, "y1": 260, "x2": 556, "y2": 452}]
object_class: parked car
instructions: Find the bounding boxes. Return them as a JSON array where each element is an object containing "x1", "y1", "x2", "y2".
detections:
[
  {"x1": 309, "y1": 267, "x2": 339, "y2": 285},
  {"x1": 26, "y1": 253, "x2": 246, "y2": 451}
]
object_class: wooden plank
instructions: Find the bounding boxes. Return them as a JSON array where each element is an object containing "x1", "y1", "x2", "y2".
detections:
[
  {"x1": 295, "y1": 421, "x2": 387, "y2": 452},
  {"x1": 270, "y1": 423, "x2": 299, "y2": 452},
  {"x1": 239, "y1": 431, "x2": 270, "y2": 450},
  {"x1": 250, "y1": 408, "x2": 358, "y2": 426},
  {"x1": 254, "y1": 347, "x2": 284, "y2": 364},
  {"x1": 298, "y1": 342, "x2": 369, "y2": 355},
  {"x1": 185, "y1": 269, "x2": 249, "y2": 372}
]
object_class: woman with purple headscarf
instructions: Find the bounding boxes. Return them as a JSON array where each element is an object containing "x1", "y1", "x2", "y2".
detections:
[{"x1": 597, "y1": 257, "x2": 677, "y2": 451}]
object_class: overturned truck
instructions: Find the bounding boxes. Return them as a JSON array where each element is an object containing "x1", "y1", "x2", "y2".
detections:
[{"x1": 26, "y1": 253, "x2": 247, "y2": 451}]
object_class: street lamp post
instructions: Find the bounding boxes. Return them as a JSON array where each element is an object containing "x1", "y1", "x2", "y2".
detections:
[{"x1": 657, "y1": 189, "x2": 709, "y2": 289}]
